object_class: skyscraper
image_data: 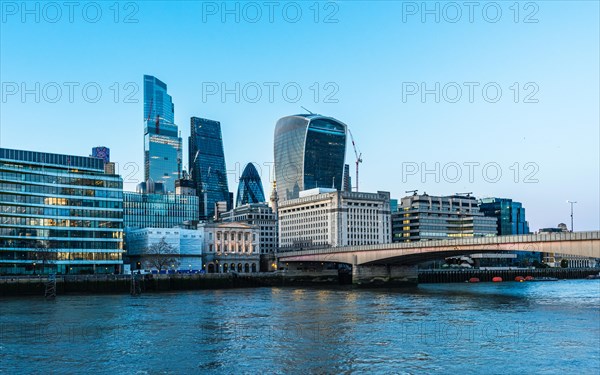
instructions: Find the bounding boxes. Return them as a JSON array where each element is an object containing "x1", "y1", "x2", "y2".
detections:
[
  {"x1": 274, "y1": 114, "x2": 347, "y2": 201},
  {"x1": 143, "y1": 75, "x2": 182, "y2": 193},
  {"x1": 189, "y1": 117, "x2": 230, "y2": 219},
  {"x1": 236, "y1": 163, "x2": 266, "y2": 207}
]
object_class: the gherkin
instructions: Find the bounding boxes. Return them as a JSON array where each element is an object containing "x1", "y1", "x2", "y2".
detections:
[{"x1": 236, "y1": 163, "x2": 266, "y2": 207}]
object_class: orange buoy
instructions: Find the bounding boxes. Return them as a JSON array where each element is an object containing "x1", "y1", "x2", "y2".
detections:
[
  {"x1": 515, "y1": 276, "x2": 525, "y2": 282},
  {"x1": 469, "y1": 277, "x2": 480, "y2": 283},
  {"x1": 492, "y1": 277, "x2": 503, "y2": 282},
  {"x1": 525, "y1": 276, "x2": 534, "y2": 281}
]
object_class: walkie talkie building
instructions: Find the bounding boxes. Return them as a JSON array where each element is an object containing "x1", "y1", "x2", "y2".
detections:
[{"x1": 274, "y1": 114, "x2": 347, "y2": 201}]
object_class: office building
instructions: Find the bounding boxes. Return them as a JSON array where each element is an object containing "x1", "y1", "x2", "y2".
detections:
[
  {"x1": 189, "y1": 117, "x2": 230, "y2": 219},
  {"x1": 479, "y1": 197, "x2": 530, "y2": 235},
  {"x1": 126, "y1": 228, "x2": 203, "y2": 272},
  {"x1": 278, "y1": 188, "x2": 391, "y2": 250},
  {"x1": 123, "y1": 189, "x2": 199, "y2": 229},
  {"x1": 200, "y1": 222, "x2": 260, "y2": 273},
  {"x1": 0, "y1": 148, "x2": 124, "y2": 275},
  {"x1": 391, "y1": 193, "x2": 497, "y2": 242},
  {"x1": 274, "y1": 114, "x2": 347, "y2": 201},
  {"x1": 144, "y1": 75, "x2": 182, "y2": 193},
  {"x1": 221, "y1": 202, "x2": 277, "y2": 271},
  {"x1": 236, "y1": 163, "x2": 266, "y2": 207}
]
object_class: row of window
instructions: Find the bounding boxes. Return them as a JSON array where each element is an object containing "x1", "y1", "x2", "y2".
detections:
[
  {"x1": 0, "y1": 217, "x2": 122, "y2": 229},
  {"x1": 0, "y1": 239, "x2": 122, "y2": 250},
  {"x1": 0, "y1": 251, "x2": 122, "y2": 261},
  {"x1": 0, "y1": 183, "x2": 122, "y2": 199},
  {"x1": 0, "y1": 194, "x2": 122, "y2": 209},
  {"x1": 0, "y1": 227, "x2": 122, "y2": 239},
  {"x1": 0, "y1": 171, "x2": 121, "y2": 189},
  {"x1": 0, "y1": 205, "x2": 123, "y2": 219}
]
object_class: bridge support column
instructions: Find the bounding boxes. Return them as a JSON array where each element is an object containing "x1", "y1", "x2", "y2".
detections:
[{"x1": 352, "y1": 264, "x2": 418, "y2": 286}]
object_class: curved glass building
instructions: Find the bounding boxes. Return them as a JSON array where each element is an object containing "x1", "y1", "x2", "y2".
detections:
[
  {"x1": 274, "y1": 114, "x2": 347, "y2": 201},
  {"x1": 236, "y1": 163, "x2": 266, "y2": 207}
]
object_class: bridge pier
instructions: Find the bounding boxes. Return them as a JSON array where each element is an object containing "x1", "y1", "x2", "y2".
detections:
[{"x1": 352, "y1": 261, "x2": 418, "y2": 286}]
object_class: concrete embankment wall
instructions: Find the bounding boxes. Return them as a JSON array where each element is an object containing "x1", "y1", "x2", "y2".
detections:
[
  {"x1": 418, "y1": 268, "x2": 599, "y2": 283},
  {"x1": 0, "y1": 271, "x2": 343, "y2": 297}
]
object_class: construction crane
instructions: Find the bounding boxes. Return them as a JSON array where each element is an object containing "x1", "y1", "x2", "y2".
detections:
[
  {"x1": 405, "y1": 190, "x2": 418, "y2": 196},
  {"x1": 347, "y1": 128, "x2": 362, "y2": 192}
]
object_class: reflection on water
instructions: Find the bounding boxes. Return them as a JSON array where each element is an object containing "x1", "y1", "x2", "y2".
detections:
[{"x1": 0, "y1": 280, "x2": 598, "y2": 374}]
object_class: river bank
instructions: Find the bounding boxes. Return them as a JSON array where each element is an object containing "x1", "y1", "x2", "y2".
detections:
[{"x1": 1, "y1": 268, "x2": 598, "y2": 296}]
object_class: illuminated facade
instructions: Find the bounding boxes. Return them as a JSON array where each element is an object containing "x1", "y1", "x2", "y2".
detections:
[
  {"x1": 144, "y1": 75, "x2": 182, "y2": 193},
  {"x1": 0, "y1": 148, "x2": 124, "y2": 275},
  {"x1": 274, "y1": 114, "x2": 347, "y2": 201}
]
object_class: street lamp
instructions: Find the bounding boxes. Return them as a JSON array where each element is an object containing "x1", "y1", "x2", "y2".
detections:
[{"x1": 567, "y1": 200, "x2": 577, "y2": 232}]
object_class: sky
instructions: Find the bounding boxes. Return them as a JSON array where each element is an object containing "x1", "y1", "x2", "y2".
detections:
[{"x1": 1, "y1": 1, "x2": 599, "y2": 231}]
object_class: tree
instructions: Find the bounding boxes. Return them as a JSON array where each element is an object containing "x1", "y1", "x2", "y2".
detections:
[
  {"x1": 560, "y1": 259, "x2": 569, "y2": 268},
  {"x1": 143, "y1": 237, "x2": 180, "y2": 272}
]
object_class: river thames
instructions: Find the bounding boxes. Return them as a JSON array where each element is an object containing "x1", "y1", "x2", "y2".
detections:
[{"x1": 1, "y1": 280, "x2": 599, "y2": 374}]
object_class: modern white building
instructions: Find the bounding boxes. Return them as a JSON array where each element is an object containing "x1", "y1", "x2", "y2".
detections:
[
  {"x1": 200, "y1": 222, "x2": 260, "y2": 273},
  {"x1": 278, "y1": 188, "x2": 392, "y2": 250},
  {"x1": 126, "y1": 228, "x2": 203, "y2": 272}
]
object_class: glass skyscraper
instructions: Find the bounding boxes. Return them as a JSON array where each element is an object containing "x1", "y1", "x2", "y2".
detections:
[
  {"x1": 189, "y1": 117, "x2": 230, "y2": 219},
  {"x1": 479, "y1": 197, "x2": 530, "y2": 235},
  {"x1": 236, "y1": 163, "x2": 266, "y2": 207},
  {"x1": 144, "y1": 75, "x2": 182, "y2": 193},
  {"x1": 0, "y1": 148, "x2": 124, "y2": 275},
  {"x1": 274, "y1": 114, "x2": 347, "y2": 201}
]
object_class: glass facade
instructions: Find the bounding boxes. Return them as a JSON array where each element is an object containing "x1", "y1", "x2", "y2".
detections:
[
  {"x1": 189, "y1": 117, "x2": 230, "y2": 219},
  {"x1": 91, "y1": 146, "x2": 110, "y2": 163},
  {"x1": 144, "y1": 75, "x2": 182, "y2": 193},
  {"x1": 391, "y1": 194, "x2": 497, "y2": 242},
  {"x1": 0, "y1": 148, "x2": 124, "y2": 275},
  {"x1": 274, "y1": 114, "x2": 347, "y2": 201},
  {"x1": 479, "y1": 197, "x2": 530, "y2": 235},
  {"x1": 236, "y1": 163, "x2": 265, "y2": 207},
  {"x1": 123, "y1": 192, "x2": 199, "y2": 229}
]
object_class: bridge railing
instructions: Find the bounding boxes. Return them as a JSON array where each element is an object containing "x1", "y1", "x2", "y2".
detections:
[{"x1": 277, "y1": 231, "x2": 600, "y2": 257}]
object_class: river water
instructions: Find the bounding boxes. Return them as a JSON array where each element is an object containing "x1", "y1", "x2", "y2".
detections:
[{"x1": 1, "y1": 280, "x2": 599, "y2": 374}]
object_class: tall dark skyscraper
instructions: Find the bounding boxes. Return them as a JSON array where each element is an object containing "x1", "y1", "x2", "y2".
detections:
[
  {"x1": 236, "y1": 163, "x2": 266, "y2": 207},
  {"x1": 143, "y1": 75, "x2": 182, "y2": 193},
  {"x1": 274, "y1": 114, "x2": 347, "y2": 200},
  {"x1": 189, "y1": 117, "x2": 230, "y2": 219}
]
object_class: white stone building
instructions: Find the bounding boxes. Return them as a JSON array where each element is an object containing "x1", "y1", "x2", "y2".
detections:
[
  {"x1": 221, "y1": 203, "x2": 278, "y2": 271},
  {"x1": 199, "y1": 222, "x2": 260, "y2": 273},
  {"x1": 278, "y1": 188, "x2": 392, "y2": 250},
  {"x1": 126, "y1": 228, "x2": 203, "y2": 272}
]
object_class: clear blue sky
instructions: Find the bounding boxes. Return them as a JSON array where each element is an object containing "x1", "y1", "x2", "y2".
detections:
[{"x1": 1, "y1": 1, "x2": 598, "y2": 231}]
